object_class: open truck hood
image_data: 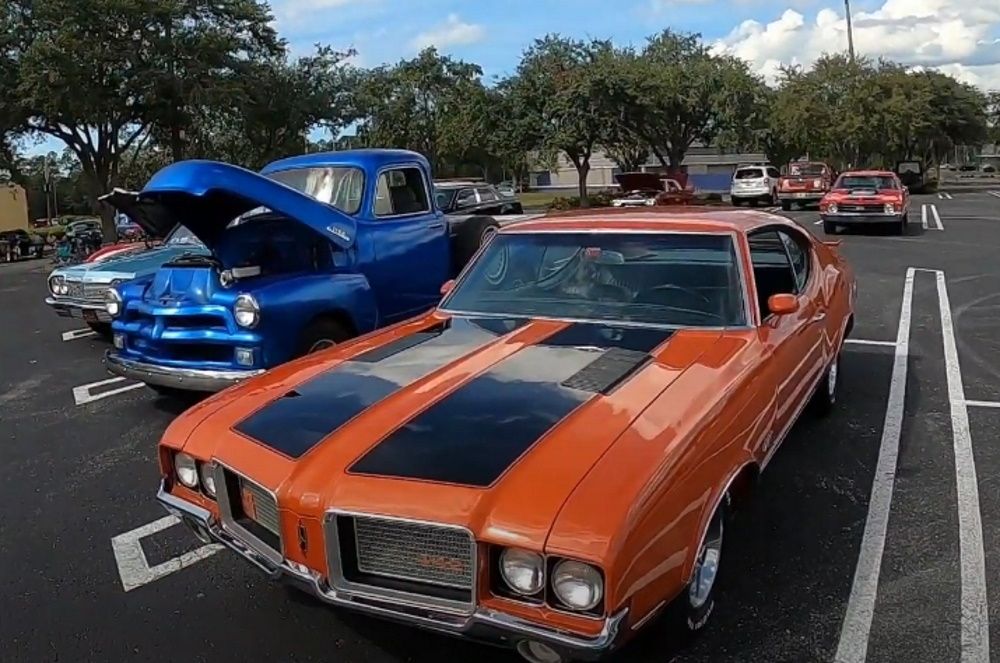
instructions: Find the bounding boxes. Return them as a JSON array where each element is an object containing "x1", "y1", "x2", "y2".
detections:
[
  {"x1": 615, "y1": 172, "x2": 664, "y2": 192},
  {"x1": 100, "y1": 160, "x2": 357, "y2": 250}
]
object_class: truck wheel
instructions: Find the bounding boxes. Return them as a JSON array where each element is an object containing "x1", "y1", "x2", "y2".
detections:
[
  {"x1": 298, "y1": 318, "x2": 353, "y2": 356},
  {"x1": 780, "y1": 200, "x2": 792, "y2": 211},
  {"x1": 451, "y1": 216, "x2": 500, "y2": 272},
  {"x1": 823, "y1": 221, "x2": 837, "y2": 234}
]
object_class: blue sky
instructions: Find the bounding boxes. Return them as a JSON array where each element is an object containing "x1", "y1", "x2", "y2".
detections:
[{"x1": 25, "y1": 0, "x2": 1000, "y2": 156}]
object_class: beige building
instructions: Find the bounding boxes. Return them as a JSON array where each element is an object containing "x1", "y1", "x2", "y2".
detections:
[
  {"x1": 529, "y1": 144, "x2": 768, "y2": 190},
  {"x1": 0, "y1": 183, "x2": 29, "y2": 232}
]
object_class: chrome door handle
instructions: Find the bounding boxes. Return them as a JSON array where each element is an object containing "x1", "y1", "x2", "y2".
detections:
[{"x1": 428, "y1": 221, "x2": 445, "y2": 229}]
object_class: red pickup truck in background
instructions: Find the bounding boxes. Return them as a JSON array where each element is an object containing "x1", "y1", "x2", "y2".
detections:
[{"x1": 778, "y1": 161, "x2": 836, "y2": 211}]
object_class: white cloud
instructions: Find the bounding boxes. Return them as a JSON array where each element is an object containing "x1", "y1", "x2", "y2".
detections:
[
  {"x1": 410, "y1": 14, "x2": 485, "y2": 51},
  {"x1": 710, "y1": 0, "x2": 1000, "y2": 90}
]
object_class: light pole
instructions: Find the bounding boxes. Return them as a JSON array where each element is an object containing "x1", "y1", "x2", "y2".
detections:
[{"x1": 845, "y1": 0, "x2": 856, "y2": 61}]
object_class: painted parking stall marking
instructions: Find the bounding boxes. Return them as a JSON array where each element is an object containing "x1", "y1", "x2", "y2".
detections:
[
  {"x1": 921, "y1": 204, "x2": 944, "y2": 231},
  {"x1": 62, "y1": 328, "x2": 97, "y2": 342},
  {"x1": 938, "y1": 192, "x2": 954, "y2": 200},
  {"x1": 111, "y1": 515, "x2": 222, "y2": 592},
  {"x1": 987, "y1": 191, "x2": 1000, "y2": 199},
  {"x1": 73, "y1": 376, "x2": 145, "y2": 405}
]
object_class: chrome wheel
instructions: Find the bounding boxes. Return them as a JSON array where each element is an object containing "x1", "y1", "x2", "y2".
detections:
[
  {"x1": 689, "y1": 510, "x2": 724, "y2": 610},
  {"x1": 827, "y1": 358, "x2": 839, "y2": 401},
  {"x1": 308, "y1": 339, "x2": 336, "y2": 353}
]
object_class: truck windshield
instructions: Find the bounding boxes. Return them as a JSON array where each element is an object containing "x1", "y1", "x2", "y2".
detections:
[
  {"x1": 441, "y1": 232, "x2": 747, "y2": 328},
  {"x1": 266, "y1": 167, "x2": 364, "y2": 215},
  {"x1": 789, "y1": 163, "x2": 825, "y2": 176}
]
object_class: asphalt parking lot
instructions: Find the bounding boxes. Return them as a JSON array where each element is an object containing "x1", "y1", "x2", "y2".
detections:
[{"x1": 1, "y1": 190, "x2": 999, "y2": 663}]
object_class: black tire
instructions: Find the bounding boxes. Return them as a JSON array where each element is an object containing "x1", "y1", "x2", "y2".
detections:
[
  {"x1": 823, "y1": 221, "x2": 837, "y2": 234},
  {"x1": 748, "y1": 199, "x2": 759, "y2": 208},
  {"x1": 731, "y1": 198, "x2": 742, "y2": 207},
  {"x1": 87, "y1": 321, "x2": 112, "y2": 339},
  {"x1": 811, "y1": 350, "x2": 840, "y2": 416},
  {"x1": 894, "y1": 215, "x2": 907, "y2": 235},
  {"x1": 780, "y1": 200, "x2": 792, "y2": 211},
  {"x1": 297, "y1": 317, "x2": 354, "y2": 357},
  {"x1": 451, "y1": 215, "x2": 500, "y2": 272},
  {"x1": 147, "y1": 385, "x2": 194, "y2": 400},
  {"x1": 663, "y1": 495, "x2": 729, "y2": 641},
  {"x1": 770, "y1": 191, "x2": 777, "y2": 205}
]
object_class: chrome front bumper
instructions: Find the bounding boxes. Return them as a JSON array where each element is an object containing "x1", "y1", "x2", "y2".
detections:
[
  {"x1": 156, "y1": 482, "x2": 627, "y2": 660},
  {"x1": 822, "y1": 212, "x2": 903, "y2": 224},
  {"x1": 45, "y1": 297, "x2": 111, "y2": 322},
  {"x1": 105, "y1": 352, "x2": 264, "y2": 392}
]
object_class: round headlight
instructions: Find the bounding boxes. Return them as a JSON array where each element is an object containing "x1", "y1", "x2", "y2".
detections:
[
  {"x1": 499, "y1": 548, "x2": 545, "y2": 596},
  {"x1": 828, "y1": 203, "x2": 838, "y2": 213},
  {"x1": 198, "y1": 462, "x2": 217, "y2": 497},
  {"x1": 105, "y1": 287, "x2": 123, "y2": 317},
  {"x1": 884, "y1": 203, "x2": 895, "y2": 214},
  {"x1": 174, "y1": 452, "x2": 199, "y2": 489},
  {"x1": 552, "y1": 560, "x2": 603, "y2": 611},
  {"x1": 234, "y1": 293, "x2": 260, "y2": 328},
  {"x1": 49, "y1": 275, "x2": 64, "y2": 296}
]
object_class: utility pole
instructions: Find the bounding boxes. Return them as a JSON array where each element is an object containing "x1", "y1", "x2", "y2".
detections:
[{"x1": 845, "y1": 0, "x2": 856, "y2": 61}]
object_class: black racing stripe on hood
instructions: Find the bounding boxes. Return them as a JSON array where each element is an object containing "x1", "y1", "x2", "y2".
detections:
[
  {"x1": 347, "y1": 323, "x2": 674, "y2": 486},
  {"x1": 232, "y1": 317, "x2": 527, "y2": 458}
]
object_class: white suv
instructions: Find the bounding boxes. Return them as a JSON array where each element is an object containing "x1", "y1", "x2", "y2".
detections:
[{"x1": 730, "y1": 165, "x2": 780, "y2": 207}]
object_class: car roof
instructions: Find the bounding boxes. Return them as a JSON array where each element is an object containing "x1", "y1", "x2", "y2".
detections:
[
  {"x1": 838, "y1": 170, "x2": 895, "y2": 177},
  {"x1": 435, "y1": 181, "x2": 485, "y2": 189},
  {"x1": 501, "y1": 208, "x2": 801, "y2": 235},
  {"x1": 260, "y1": 149, "x2": 430, "y2": 175}
]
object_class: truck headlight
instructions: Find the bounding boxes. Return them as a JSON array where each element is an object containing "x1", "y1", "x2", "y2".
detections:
[
  {"x1": 234, "y1": 294, "x2": 260, "y2": 328},
  {"x1": 828, "y1": 203, "x2": 838, "y2": 213},
  {"x1": 813, "y1": 179, "x2": 823, "y2": 188},
  {"x1": 644, "y1": 198, "x2": 656, "y2": 206},
  {"x1": 105, "y1": 288, "x2": 123, "y2": 317},
  {"x1": 884, "y1": 203, "x2": 896, "y2": 214},
  {"x1": 499, "y1": 548, "x2": 544, "y2": 596},
  {"x1": 174, "y1": 452, "x2": 199, "y2": 489},
  {"x1": 551, "y1": 560, "x2": 603, "y2": 611}
]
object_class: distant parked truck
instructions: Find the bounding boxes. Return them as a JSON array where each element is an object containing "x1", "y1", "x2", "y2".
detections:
[
  {"x1": 102, "y1": 149, "x2": 520, "y2": 395},
  {"x1": 777, "y1": 161, "x2": 835, "y2": 210}
]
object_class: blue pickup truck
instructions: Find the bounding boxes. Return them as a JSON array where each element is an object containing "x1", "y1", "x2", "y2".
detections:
[{"x1": 102, "y1": 149, "x2": 518, "y2": 394}]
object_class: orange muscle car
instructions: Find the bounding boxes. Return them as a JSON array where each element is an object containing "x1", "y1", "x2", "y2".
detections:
[{"x1": 156, "y1": 209, "x2": 856, "y2": 662}]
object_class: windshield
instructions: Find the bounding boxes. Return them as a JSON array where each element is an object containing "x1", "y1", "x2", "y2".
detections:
[
  {"x1": 734, "y1": 168, "x2": 764, "y2": 180},
  {"x1": 266, "y1": 167, "x2": 364, "y2": 215},
  {"x1": 442, "y1": 232, "x2": 747, "y2": 327},
  {"x1": 165, "y1": 225, "x2": 205, "y2": 247},
  {"x1": 789, "y1": 163, "x2": 825, "y2": 176},
  {"x1": 837, "y1": 175, "x2": 897, "y2": 190}
]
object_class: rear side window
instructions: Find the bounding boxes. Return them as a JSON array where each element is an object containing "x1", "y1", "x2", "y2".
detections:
[
  {"x1": 476, "y1": 187, "x2": 498, "y2": 202},
  {"x1": 767, "y1": 167, "x2": 780, "y2": 178},
  {"x1": 374, "y1": 168, "x2": 430, "y2": 217},
  {"x1": 735, "y1": 168, "x2": 764, "y2": 180},
  {"x1": 456, "y1": 188, "x2": 477, "y2": 207}
]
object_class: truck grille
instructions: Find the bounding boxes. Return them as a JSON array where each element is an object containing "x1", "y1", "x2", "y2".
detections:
[
  {"x1": 327, "y1": 513, "x2": 476, "y2": 613},
  {"x1": 237, "y1": 476, "x2": 280, "y2": 536}
]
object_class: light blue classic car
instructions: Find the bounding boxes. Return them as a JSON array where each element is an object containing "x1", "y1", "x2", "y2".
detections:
[
  {"x1": 101, "y1": 149, "x2": 509, "y2": 394},
  {"x1": 45, "y1": 225, "x2": 208, "y2": 336}
]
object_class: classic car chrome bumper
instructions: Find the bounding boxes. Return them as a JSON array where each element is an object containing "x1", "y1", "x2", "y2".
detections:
[
  {"x1": 156, "y1": 482, "x2": 627, "y2": 660},
  {"x1": 778, "y1": 192, "x2": 824, "y2": 201},
  {"x1": 821, "y1": 212, "x2": 903, "y2": 224},
  {"x1": 45, "y1": 297, "x2": 112, "y2": 322},
  {"x1": 105, "y1": 352, "x2": 264, "y2": 392}
]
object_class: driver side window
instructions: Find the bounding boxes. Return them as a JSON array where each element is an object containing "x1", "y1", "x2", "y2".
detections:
[{"x1": 748, "y1": 230, "x2": 797, "y2": 319}]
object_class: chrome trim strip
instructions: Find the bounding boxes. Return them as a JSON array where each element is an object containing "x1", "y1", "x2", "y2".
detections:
[
  {"x1": 325, "y1": 509, "x2": 478, "y2": 616},
  {"x1": 104, "y1": 351, "x2": 264, "y2": 392},
  {"x1": 155, "y1": 481, "x2": 626, "y2": 660}
]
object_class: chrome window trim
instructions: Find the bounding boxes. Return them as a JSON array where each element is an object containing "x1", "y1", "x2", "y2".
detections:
[
  {"x1": 438, "y1": 228, "x2": 755, "y2": 330},
  {"x1": 213, "y1": 461, "x2": 283, "y2": 566},
  {"x1": 372, "y1": 163, "x2": 435, "y2": 219},
  {"x1": 325, "y1": 509, "x2": 478, "y2": 617}
]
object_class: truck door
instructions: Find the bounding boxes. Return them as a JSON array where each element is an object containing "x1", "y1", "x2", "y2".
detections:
[{"x1": 366, "y1": 165, "x2": 450, "y2": 322}]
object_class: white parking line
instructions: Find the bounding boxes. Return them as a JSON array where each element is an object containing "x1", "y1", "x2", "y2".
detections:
[
  {"x1": 931, "y1": 205, "x2": 944, "y2": 231},
  {"x1": 845, "y1": 339, "x2": 897, "y2": 348},
  {"x1": 111, "y1": 515, "x2": 222, "y2": 592},
  {"x1": 945, "y1": 192, "x2": 954, "y2": 200},
  {"x1": 921, "y1": 204, "x2": 929, "y2": 229},
  {"x1": 964, "y1": 399, "x2": 1000, "y2": 409},
  {"x1": 935, "y1": 269, "x2": 990, "y2": 662},
  {"x1": 62, "y1": 328, "x2": 97, "y2": 342},
  {"x1": 938, "y1": 192, "x2": 954, "y2": 200},
  {"x1": 72, "y1": 376, "x2": 145, "y2": 405},
  {"x1": 921, "y1": 204, "x2": 943, "y2": 231},
  {"x1": 814, "y1": 218, "x2": 823, "y2": 225},
  {"x1": 987, "y1": 191, "x2": 1000, "y2": 199},
  {"x1": 835, "y1": 267, "x2": 914, "y2": 663}
]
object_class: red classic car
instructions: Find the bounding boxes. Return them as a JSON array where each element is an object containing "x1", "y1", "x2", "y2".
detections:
[
  {"x1": 819, "y1": 170, "x2": 911, "y2": 235},
  {"x1": 777, "y1": 162, "x2": 835, "y2": 210}
]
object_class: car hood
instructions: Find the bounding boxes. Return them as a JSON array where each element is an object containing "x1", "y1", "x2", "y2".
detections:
[
  {"x1": 100, "y1": 160, "x2": 357, "y2": 250},
  {"x1": 179, "y1": 315, "x2": 725, "y2": 547},
  {"x1": 55, "y1": 243, "x2": 206, "y2": 279},
  {"x1": 615, "y1": 172, "x2": 663, "y2": 192}
]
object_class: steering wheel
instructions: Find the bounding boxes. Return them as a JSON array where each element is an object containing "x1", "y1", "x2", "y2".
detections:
[{"x1": 636, "y1": 284, "x2": 712, "y2": 310}]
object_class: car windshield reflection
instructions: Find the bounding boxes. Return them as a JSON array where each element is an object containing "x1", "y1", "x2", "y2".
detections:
[{"x1": 441, "y1": 232, "x2": 747, "y2": 328}]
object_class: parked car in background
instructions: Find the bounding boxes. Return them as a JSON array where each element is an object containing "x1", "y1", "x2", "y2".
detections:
[
  {"x1": 778, "y1": 161, "x2": 835, "y2": 210},
  {"x1": 730, "y1": 164, "x2": 780, "y2": 206},
  {"x1": 103, "y1": 150, "x2": 513, "y2": 395},
  {"x1": 612, "y1": 172, "x2": 694, "y2": 207},
  {"x1": 895, "y1": 160, "x2": 927, "y2": 192},
  {"x1": 46, "y1": 225, "x2": 207, "y2": 336},
  {"x1": 0, "y1": 229, "x2": 45, "y2": 261},
  {"x1": 434, "y1": 180, "x2": 524, "y2": 215},
  {"x1": 497, "y1": 181, "x2": 517, "y2": 198},
  {"x1": 820, "y1": 170, "x2": 910, "y2": 235},
  {"x1": 63, "y1": 218, "x2": 102, "y2": 238},
  {"x1": 154, "y1": 207, "x2": 855, "y2": 663}
]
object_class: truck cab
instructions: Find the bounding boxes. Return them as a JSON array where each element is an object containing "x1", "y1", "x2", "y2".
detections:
[{"x1": 102, "y1": 149, "x2": 502, "y2": 394}]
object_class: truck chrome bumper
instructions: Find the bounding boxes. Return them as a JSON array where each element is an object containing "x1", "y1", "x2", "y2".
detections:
[
  {"x1": 156, "y1": 482, "x2": 627, "y2": 660},
  {"x1": 45, "y1": 297, "x2": 112, "y2": 322},
  {"x1": 105, "y1": 352, "x2": 264, "y2": 392}
]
